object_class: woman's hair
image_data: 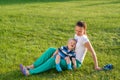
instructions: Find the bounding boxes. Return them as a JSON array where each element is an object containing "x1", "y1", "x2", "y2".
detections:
[{"x1": 76, "y1": 21, "x2": 87, "y2": 35}]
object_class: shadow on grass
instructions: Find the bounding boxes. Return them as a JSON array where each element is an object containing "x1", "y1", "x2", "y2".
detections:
[
  {"x1": 0, "y1": 0, "x2": 77, "y2": 5},
  {"x1": 0, "y1": 70, "x2": 25, "y2": 80},
  {"x1": 0, "y1": 68, "x2": 112, "y2": 80},
  {"x1": 79, "y1": 0, "x2": 120, "y2": 7},
  {"x1": 0, "y1": 69, "x2": 61, "y2": 80}
]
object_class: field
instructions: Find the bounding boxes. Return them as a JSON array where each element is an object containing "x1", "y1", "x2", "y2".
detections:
[{"x1": 0, "y1": 0, "x2": 120, "y2": 80}]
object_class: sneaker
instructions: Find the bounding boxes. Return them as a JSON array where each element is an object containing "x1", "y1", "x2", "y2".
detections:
[
  {"x1": 56, "y1": 64, "x2": 62, "y2": 72},
  {"x1": 103, "y1": 64, "x2": 113, "y2": 70},
  {"x1": 20, "y1": 64, "x2": 24, "y2": 73},
  {"x1": 67, "y1": 64, "x2": 72, "y2": 70}
]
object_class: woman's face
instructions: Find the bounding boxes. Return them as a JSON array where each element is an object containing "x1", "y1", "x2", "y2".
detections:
[{"x1": 75, "y1": 26, "x2": 85, "y2": 36}]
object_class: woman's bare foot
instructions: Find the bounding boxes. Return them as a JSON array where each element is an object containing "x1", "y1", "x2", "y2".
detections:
[
  {"x1": 95, "y1": 66, "x2": 103, "y2": 70},
  {"x1": 26, "y1": 64, "x2": 34, "y2": 70}
]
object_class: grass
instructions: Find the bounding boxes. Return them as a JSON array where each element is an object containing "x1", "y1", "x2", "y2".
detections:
[{"x1": 0, "y1": 0, "x2": 120, "y2": 80}]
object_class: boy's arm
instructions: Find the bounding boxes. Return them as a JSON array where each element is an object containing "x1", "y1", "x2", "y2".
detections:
[{"x1": 52, "y1": 49, "x2": 58, "y2": 57}]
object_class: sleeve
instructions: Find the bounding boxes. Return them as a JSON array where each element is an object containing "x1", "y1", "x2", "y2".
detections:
[
  {"x1": 74, "y1": 34, "x2": 78, "y2": 41},
  {"x1": 71, "y1": 53, "x2": 76, "y2": 58},
  {"x1": 60, "y1": 46, "x2": 64, "y2": 49},
  {"x1": 82, "y1": 35, "x2": 89, "y2": 44},
  {"x1": 69, "y1": 51, "x2": 76, "y2": 58},
  {"x1": 58, "y1": 46, "x2": 63, "y2": 52}
]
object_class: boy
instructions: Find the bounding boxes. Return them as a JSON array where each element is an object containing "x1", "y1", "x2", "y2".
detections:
[{"x1": 52, "y1": 39, "x2": 77, "y2": 72}]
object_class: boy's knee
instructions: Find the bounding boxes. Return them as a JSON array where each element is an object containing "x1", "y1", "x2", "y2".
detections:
[
  {"x1": 56, "y1": 54, "x2": 60, "y2": 58},
  {"x1": 72, "y1": 58, "x2": 75, "y2": 60},
  {"x1": 65, "y1": 56, "x2": 70, "y2": 60}
]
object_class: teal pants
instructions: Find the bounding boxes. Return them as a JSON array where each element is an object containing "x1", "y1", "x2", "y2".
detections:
[{"x1": 29, "y1": 48, "x2": 81, "y2": 74}]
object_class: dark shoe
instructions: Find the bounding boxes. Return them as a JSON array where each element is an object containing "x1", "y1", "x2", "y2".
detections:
[{"x1": 103, "y1": 64, "x2": 113, "y2": 70}]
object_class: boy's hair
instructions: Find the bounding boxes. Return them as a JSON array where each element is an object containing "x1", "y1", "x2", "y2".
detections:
[{"x1": 68, "y1": 38, "x2": 77, "y2": 43}]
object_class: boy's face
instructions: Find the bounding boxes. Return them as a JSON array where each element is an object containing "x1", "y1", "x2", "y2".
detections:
[{"x1": 67, "y1": 40, "x2": 76, "y2": 50}]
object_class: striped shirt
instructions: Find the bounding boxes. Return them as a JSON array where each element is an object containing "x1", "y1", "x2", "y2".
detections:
[{"x1": 58, "y1": 46, "x2": 76, "y2": 58}]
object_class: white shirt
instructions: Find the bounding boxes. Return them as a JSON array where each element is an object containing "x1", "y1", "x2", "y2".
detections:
[{"x1": 74, "y1": 34, "x2": 89, "y2": 63}]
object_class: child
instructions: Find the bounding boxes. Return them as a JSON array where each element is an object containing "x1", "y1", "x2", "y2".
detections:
[{"x1": 52, "y1": 38, "x2": 77, "y2": 72}]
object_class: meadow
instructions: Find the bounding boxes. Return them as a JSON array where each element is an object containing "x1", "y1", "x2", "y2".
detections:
[{"x1": 0, "y1": 0, "x2": 120, "y2": 80}]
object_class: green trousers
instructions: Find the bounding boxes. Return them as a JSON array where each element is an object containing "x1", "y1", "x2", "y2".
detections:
[{"x1": 29, "y1": 47, "x2": 81, "y2": 74}]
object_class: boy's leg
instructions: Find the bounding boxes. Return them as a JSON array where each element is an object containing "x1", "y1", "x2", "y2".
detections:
[
  {"x1": 29, "y1": 57, "x2": 56, "y2": 74},
  {"x1": 65, "y1": 57, "x2": 72, "y2": 70},
  {"x1": 55, "y1": 55, "x2": 60, "y2": 64},
  {"x1": 33, "y1": 48, "x2": 56, "y2": 68},
  {"x1": 55, "y1": 55, "x2": 62, "y2": 72},
  {"x1": 72, "y1": 58, "x2": 77, "y2": 69},
  {"x1": 65, "y1": 56, "x2": 70, "y2": 64}
]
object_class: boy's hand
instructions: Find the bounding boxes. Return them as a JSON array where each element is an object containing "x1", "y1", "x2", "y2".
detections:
[
  {"x1": 51, "y1": 55, "x2": 56, "y2": 58},
  {"x1": 51, "y1": 55, "x2": 54, "y2": 58}
]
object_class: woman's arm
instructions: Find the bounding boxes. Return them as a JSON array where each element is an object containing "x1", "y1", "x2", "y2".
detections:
[
  {"x1": 52, "y1": 49, "x2": 58, "y2": 57},
  {"x1": 84, "y1": 41, "x2": 102, "y2": 70}
]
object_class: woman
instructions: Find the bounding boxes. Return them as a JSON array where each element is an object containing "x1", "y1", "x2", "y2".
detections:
[{"x1": 20, "y1": 21, "x2": 101, "y2": 76}]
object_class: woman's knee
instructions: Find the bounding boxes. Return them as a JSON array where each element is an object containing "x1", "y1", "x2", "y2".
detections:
[{"x1": 48, "y1": 47, "x2": 56, "y2": 52}]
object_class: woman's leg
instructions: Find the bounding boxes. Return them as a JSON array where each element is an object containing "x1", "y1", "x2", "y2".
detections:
[
  {"x1": 28, "y1": 59, "x2": 81, "y2": 75},
  {"x1": 33, "y1": 47, "x2": 56, "y2": 68},
  {"x1": 20, "y1": 59, "x2": 82, "y2": 76},
  {"x1": 29, "y1": 57, "x2": 56, "y2": 74},
  {"x1": 29, "y1": 57, "x2": 71, "y2": 74},
  {"x1": 60, "y1": 59, "x2": 81, "y2": 69},
  {"x1": 76, "y1": 60, "x2": 82, "y2": 68}
]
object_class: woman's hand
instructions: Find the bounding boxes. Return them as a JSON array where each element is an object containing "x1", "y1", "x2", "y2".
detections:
[{"x1": 95, "y1": 66, "x2": 102, "y2": 70}]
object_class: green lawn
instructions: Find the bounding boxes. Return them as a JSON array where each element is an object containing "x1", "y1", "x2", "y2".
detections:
[{"x1": 0, "y1": 0, "x2": 120, "y2": 80}]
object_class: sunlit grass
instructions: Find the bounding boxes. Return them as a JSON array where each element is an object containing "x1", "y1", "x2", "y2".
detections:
[{"x1": 0, "y1": 0, "x2": 120, "y2": 80}]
